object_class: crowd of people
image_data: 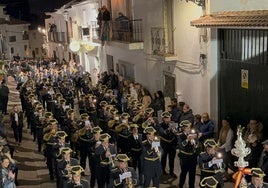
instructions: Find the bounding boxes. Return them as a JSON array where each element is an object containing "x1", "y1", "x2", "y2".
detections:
[{"x1": 0, "y1": 58, "x2": 267, "y2": 188}]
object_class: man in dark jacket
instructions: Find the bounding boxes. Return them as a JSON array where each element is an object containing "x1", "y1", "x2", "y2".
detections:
[{"x1": 0, "y1": 80, "x2": 9, "y2": 115}]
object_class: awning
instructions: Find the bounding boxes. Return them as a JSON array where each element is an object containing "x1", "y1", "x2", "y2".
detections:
[{"x1": 191, "y1": 10, "x2": 268, "y2": 28}]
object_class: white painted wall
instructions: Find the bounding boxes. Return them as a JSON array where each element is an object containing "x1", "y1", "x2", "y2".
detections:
[
  {"x1": 210, "y1": 0, "x2": 268, "y2": 12},
  {"x1": 28, "y1": 30, "x2": 46, "y2": 59}
]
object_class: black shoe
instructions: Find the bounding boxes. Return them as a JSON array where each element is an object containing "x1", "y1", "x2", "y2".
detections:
[
  {"x1": 162, "y1": 170, "x2": 168, "y2": 175},
  {"x1": 170, "y1": 172, "x2": 178, "y2": 178}
]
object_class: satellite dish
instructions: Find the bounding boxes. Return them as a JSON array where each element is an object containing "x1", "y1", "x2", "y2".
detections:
[{"x1": 69, "y1": 40, "x2": 80, "y2": 52}]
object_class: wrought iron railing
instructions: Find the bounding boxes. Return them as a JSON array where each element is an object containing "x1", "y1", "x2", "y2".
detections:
[
  {"x1": 48, "y1": 31, "x2": 66, "y2": 43},
  {"x1": 151, "y1": 27, "x2": 174, "y2": 56},
  {"x1": 92, "y1": 19, "x2": 143, "y2": 43}
]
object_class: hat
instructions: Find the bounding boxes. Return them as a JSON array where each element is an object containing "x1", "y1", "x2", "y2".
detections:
[
  {"x1": 106, "y1": 89, "x2": 113, "y2": 94},
  {"x1": 36, "y1": 106, "x2": 43, "y2": 112},
  {"x1": 179, "y1": 120, "x2": 192, "y2": 128},
  {"x1": 115, "y1": 154, "x2": 130, "y2": 162},
  {"x1": 125, "y1": 94, "x2": 132, "y2": 99},
  {"x1": 55, "y1": 93, "x2": 63, "y2": 98},
  {"x1": 247, "y1": 134, "x2": 258, "y2": 144},
  {"x1": 60, "y1": 147, "x2": 72, "y2": 155},
  {"x1": 99, "y1": 133, "x2": 111, "y2": 142},
  {"x1": 80, "y1": 113, "x2": 89, "y2": 120},
  {"x1": 143, "y1": 126, "x2": 156, "y2": 134},
  {"x1": 92, "y1": 126, "x2": 103, "y2": 134},
  {"x1": 120, "y1": 113, "x2": 130, "y2": 119},
  {"x1": 45, "y1": 112, "x2": 53, "y2": 118},
  {"x1": 0, "y1": 136, "x2": 7, "y2": 146},
  {"x1": 49, "y1": 119, "x2": 58, "y2": 125},
  {"x1": 161, "y1": 111, "x2": 171, "y2": 118},
  {"x1": 204, "y1": 139, "x2": 218, "y2": 148},
  {"x1": 67, "y1": 109, "x2": 75, "y2": 116},
  {"x1": 130, "y1": 124, "x2": 139, "y2": 129},
  {"x1": 59, "y1": 99, "x2": 66, "y2": 104},
  {"x1": 80, "y1": 94, "x2": 86, "y2": 98},
  {"x1": 104, "y1": 105, "x2": 114, "y2": 111},
  {"x1": 100, "y1": 101, "x2": 108, "y2": 107},
  {"x1": 71, "y1": 165, "x2": 84, "y2": 175},
  {"x1": 262, "y1": 139, "x2": 268, "y2": 145},
  {"x1": 110, "y1": 108, "x2": 118, "y2": 115},
  {"x1": 131, "y1": 99, "x2": 139, "y2": 106},
  {"x1": 200, "y1": 176, "x2": 219, "y2": 188},
  {"x1": 145, "y1": 108, "x2": 154, "y2": 115},
  {"x1": 56, "y1": 131, "x2": 68, "y2": 138},
  {"x1": 251, "y1": 168, "x2": 266, "y2": 178},
  {"x1": 100, "y1": 85, "x2": 107, "y2": 90}
]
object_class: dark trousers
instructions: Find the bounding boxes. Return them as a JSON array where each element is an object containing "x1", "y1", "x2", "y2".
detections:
[
  {"x1": 1, "y1": 96, "x2": 8, "y2": 114},
  {"x1": 161, "y1": 147, "x2": 176, "y2": 173},
  {"x1": 179, "y1": 156, "x2": 197, "y2": 188},
  {"x1": 96, "y1": 165, "x2": 110, "y2": 188},
  {"x1": 13, "y1": 125, "x2": 22, "y2": 143}
]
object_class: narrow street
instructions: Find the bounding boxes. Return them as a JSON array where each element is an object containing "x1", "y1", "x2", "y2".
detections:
[{"x1": 3, "y1": 76, "x2": 234, "y2": 187}]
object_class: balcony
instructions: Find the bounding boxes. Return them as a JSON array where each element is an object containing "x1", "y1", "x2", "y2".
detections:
[
  {"x1": 151, "y1": 27, "x2": 177, "y2": 61},
  {"x1": 92, "y1": 19, "x2": 144, "y2": 50},
  {"x1": 48, "y1": 31, "x2": 66, "y2": 43}
]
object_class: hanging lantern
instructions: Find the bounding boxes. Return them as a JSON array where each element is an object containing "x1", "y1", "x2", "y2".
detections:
[{"x1": 69, "y1": 40, "x2": 80, "y2": 52}]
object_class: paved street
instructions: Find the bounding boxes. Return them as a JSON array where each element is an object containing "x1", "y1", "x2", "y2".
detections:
[{"x1": 2, "y1": 76, "x2": 234, "y2": 188}]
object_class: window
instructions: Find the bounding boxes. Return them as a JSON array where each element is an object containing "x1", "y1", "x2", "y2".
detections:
[
  {"x1": 10, "y1": 47, "x2": 14, "y2": 54},
  {"x1": 82, "y1": 28, "x2": 90, "y2": 36},
  {"x1": 9, "y1": 36, "x2": 16, "y2": 42},
  {"x1": 23, "y1": 31, "x2": 29, "y2": 40}
]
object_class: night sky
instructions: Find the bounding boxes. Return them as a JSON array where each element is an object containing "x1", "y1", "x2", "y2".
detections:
[{"x1": 0, "y1": 0, "x2": 72, "y2": 26}]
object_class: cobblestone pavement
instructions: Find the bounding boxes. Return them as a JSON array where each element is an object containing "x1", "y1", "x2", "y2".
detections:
[{"x1": 3, "y1": 76, "x2": 234, "y2": 188}]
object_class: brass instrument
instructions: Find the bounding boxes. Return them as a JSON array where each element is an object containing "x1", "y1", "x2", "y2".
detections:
[
  {"x1": 107, "y1": 146, "x2": 115, "y2": 168},
  {"x1": 108, "y1": 119, "x2": 116, "y2": 128},
  {"x1": 141, "y1": 118, "x2": 152, "y2": 129},
  {"x1": 115, "y1": 123, "x2": 128, "y2": 132},
  {"x1": 124, "y1": 168, "x2": 134, "y2": 188},
  {"x1": 132, "y1": 113, "x2": 144, "y2": 123}
]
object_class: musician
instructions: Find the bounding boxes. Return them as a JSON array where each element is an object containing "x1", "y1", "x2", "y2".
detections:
[
  {"x1": 177, "y1": 120, "x2": 199, "y2": 188},
  {"x1": 247, "y1": 168, "x2": 268, "y2": 188},
  {"x1": 110, "y1": 154, "x2": 138, "y2": 187},
  {"x1": 198, "y1": 139, "x2": 225, "y2": 188},
  {"x1": 10, "y1": 105, "x2": 24, "y2": 145},
  {"x1": 95, "y1": 133, "x2": 117, "y2": 188},
  {"x1": 107, "y1": 108, "x2": 120, "y2": 143},
  {"x1": 116, "y1": 113, "x2": 131, "y2": 154},
  {"x1": 90, "y1": 126, "x2": 103, "y2": 188},
  {"x1": 35, "y1": 106, "x2": 45, "y2": 152},
  {"x1": 141, "y1": 126, "x2": 162, "y2": 188},
  {"x1": 98, "y1": 101, "x2": 109, "y2": 133},
  {"x1": 132, "y1": 103, "x2": 145, "y2": 131},
  {"x1": 157, "y1": 111, "x2": 178, "y2": 177},
  {"x1": 43, "y1": 119, "x2": 59, "y2": 180},
  {"x1": 141, "y1": 108, "x2": 159, "y2": 140},
  {"x1": 127, "y1": 124, "x2": 143, "y2": 186},
  {"x1": 77, "y1": 113, "x2": 94, "y2": 176},
  {"x1": 67, "y1": 165, "x2": 89, "y2": 188}
]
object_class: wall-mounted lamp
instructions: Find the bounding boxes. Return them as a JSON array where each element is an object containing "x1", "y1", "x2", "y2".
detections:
[{"x1": 183, "y1": 0, "x2": 205, "y2": 7}]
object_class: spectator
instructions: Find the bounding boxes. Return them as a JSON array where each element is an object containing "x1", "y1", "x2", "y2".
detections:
[
  {"x1": 198, "y1": 112, "x2": 215, "y2": 145},
  {"x1": 244, "y1": 118, "x2": 263, "y2": 143},
  {"x1": 115, "y1": 12, "x2": 129, "y2": 40},
  {"x1": 258, "y1": 139, "x2": 268, "y2": 183},
  {"x1": 179, "y1": 104, "x2": 194, "y2": 125},
  {"x1": 10, "y1": 106, "x2": 24, "y2": 145},
  {"x1": 108, "y1": 69, "x2": 119, "y2": 95},
  {"x1": 169, "y1": 98, "x2": 180, "y2": 123},
  {"x1": 140, "y1": 88, "x2": 152, "y2": 108},
  {"x1": 152, "y1": 90, "x2": 165, "y2": 117},
  {"x1": 0, "y1": 80, "x2": 9, "y2": 115}
]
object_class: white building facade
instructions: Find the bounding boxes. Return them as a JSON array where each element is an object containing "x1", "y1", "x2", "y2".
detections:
[
  {"x1": 0, "y1": 5, "x2": 30, "y2": 60},
  {"x1": 45, "y1": 0, "x2": 268, "y2": 129}
]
